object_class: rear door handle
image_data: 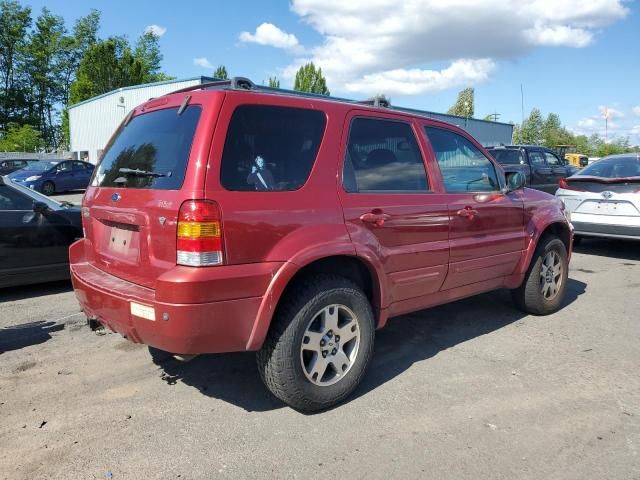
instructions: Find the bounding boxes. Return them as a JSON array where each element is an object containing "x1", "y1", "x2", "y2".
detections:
[
  {"x1": 360, "y1": 211, "x2": 390, "y2": 227},
  {"x1": 456, "y1": 207, "x2": 478, "y2": 218}
]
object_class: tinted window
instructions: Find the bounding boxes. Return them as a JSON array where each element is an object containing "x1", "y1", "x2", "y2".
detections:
[
  {"x1": 73, "y1": 161, "x2": 87, "y2": 171},
  {"x1": 544, "y1": 152, "x2": 562, "y2": 166},
  {"x1": 489, "y1": 149, "x2": 524, "y2": 165},
  {"x1": 528, "y1": 151, "x2": 546, "y2": 166},
  {"x1": 93, "y1": 106, "x2": 202, "y2": 189},
  {"x1": 0, "y1": 185, "x2": 32, "y2": 210},
  {"x1": 57, "y1": 162, "x2": 73, "y2": 172},
  {"x1": 579, "y1": 156, "x2": 640, "y2": 178},
  {"x1": 425, "y1": 127, "x2": 499, "y2": 193},
  {"x1": 220, "y1": 105, "x2": 326, "y2": 191},
  {"x1": 343, "y1": 118, "x2": 428, "y2": 193},
  {"x1": 19, "y1": 161, "x2": 57, "y2": 172}
]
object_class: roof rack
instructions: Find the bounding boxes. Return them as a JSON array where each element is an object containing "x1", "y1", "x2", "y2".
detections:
[
  {"x1": 356, "y1": 97, "x2": 391, "y2": 108},
  {"x1": 167, "y1": 76, "x2": 257, "y2": 95}
]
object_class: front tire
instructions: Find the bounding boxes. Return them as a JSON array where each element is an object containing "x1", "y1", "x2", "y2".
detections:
[
  {"x1": 512, "y1": 236, "x2": 569, "y2": 315},
  {"x1": 257, "y1": 275, "x2": 375, "y2": 413},
  {"x1": 41, "y1": 181, "x2": 55, "y2": 196}
]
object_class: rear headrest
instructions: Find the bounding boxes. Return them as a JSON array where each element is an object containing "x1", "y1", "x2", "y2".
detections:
[{"x1": 366, "y1": 149, "x2": 397, "y2": 167}]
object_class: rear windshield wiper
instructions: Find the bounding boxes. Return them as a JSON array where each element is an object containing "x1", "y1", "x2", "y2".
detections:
[{"x1": 118, "y1": 168, "x2": 168, "y2": 178}]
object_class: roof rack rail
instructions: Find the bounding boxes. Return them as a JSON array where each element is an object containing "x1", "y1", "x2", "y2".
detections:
[
  {"x1": 167, "y1": 76, "x2": 257, "y2": 95},
  {"x1": 356, "y1": 97, "x2": 391, "y2": 108}
]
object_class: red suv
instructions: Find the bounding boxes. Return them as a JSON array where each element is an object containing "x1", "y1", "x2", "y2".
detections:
[{"x1": 70, "y1": 78, "x2": 573, "y2": 412}]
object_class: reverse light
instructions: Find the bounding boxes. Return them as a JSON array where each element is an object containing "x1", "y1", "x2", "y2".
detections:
[
  {"x1": 25, "y1": 175, "x2": 41, "y2": 182},
  {"x1": 559, "y1": 178, "x2": 585, "y2": 192},
  {"x1": 177, "y1": 200, "x2": 224, "y2": 267}
]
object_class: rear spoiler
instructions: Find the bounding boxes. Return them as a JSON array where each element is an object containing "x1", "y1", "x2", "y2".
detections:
[{"x1": 568, "y1": 176, "x2": 640, "y2": 184}]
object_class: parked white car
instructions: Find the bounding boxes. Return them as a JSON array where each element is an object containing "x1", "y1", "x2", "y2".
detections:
[{"x1": 556, "y1": 154, "x2": 640, "y2": 241}]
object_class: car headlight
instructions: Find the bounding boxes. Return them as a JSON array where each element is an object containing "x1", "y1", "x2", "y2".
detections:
[{"x1": 25, "y1": 175, "x2": 41, "y2": 182}]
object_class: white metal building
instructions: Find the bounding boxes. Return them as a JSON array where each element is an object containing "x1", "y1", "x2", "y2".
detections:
[
  {"x1": 68, "y1": 76, "x2": 214, "y2": 164},
  {"x1": 69, "y1": 76, "x2": 513, "y2": 164}
]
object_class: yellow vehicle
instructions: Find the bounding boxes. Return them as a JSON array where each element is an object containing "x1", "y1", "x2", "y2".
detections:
[{"x1": 564, "y1": 153, "x2": 589, "y2": 168}]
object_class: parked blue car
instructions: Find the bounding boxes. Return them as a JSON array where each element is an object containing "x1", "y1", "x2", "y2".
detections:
[{"x1": 8, "y1": 160, "x2": 94, "y2": 195}]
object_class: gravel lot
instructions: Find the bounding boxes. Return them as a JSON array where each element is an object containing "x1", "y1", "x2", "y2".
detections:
[{"x1": 1, "y1": 238, "x2": 639, "y2": 480}]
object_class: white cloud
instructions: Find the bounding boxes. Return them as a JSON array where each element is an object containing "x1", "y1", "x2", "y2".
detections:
[
  {"x1": 599, "y1": 105, "x2": 624, "y2": 119},
  {"x1": 274, "y1": 0, "x2": 629, "y2": 95},
  {"x1": 571, "y1": 105, "x2": 640, "y2": 145},
  {"x1": 144, "y1": 24, "x2": 167, "y2": 37},
  {"x1": 239, "y1": 23, "x2": 302, "y2": 52},
  {"x1": 193, "y1": 57, "x2": 214, "y2": 69},
  {"x1": 633, "y1": 106, "x2": 640, "y2": 117}
]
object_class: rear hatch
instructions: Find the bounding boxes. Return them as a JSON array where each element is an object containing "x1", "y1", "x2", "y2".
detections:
[
  {"x1": 561, "y1": 176, "x2": 640, "y2": 217},
  {"x1": 82, "y1": 92, "x2": 223, "y2": 289}
]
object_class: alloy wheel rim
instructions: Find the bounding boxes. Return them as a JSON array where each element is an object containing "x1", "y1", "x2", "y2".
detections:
[
  {"x1": 300, "y1": 304, "x2": 361, "y2": 387},
  {"x1": 539, "y1": 250, "x2": 563, "y2": 300}
]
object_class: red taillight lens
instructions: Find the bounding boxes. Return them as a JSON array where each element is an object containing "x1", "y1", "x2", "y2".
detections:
[
  {"x1": 177, "y1": 200, "x2": 223, "y2": 266},
  {"x1": 559, "y1": 178, "x2": 585, "y2": 192}
]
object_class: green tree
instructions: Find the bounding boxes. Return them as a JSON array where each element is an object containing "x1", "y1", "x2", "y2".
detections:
[
  {"x1": 293, "y1": 62, "x2": 329, "y2": 95},
  {"x1": 0, "y1": 0, "x2": 32, "y2": 130},
  {"x1": 134, "y1": 30, "x2": 170, "y2": 83},
  {"x1": 70, "y1": 37, "x2": 145, "y2": 104},
  {"x1": 0, "y1": 122, "x2": 43, "y2": 151},
  {"x1": 447, "y1": 87, "x2": 474, "y2": 117},
  {"x1": 519, "y1": 108, "x2": 544, "y2": 145},
  {"x1": 267, "y1": 76, "x2": 280, "y2": 88},
  {"x1": 213, "y1": 65, "x2": 228, "y2": 80}
]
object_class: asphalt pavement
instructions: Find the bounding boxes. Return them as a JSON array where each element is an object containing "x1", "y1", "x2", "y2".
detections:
[{"x1": 0, "y1": 238, "x2": 639, "y2": 479}]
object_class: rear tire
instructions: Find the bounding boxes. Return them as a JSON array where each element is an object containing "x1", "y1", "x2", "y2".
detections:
[
  {"x1": 257, "y1": 275, "x2": 375, "y2": 413},
  {"x1": 41, "y1": 181, "x2": 55, "y2": 196},
  {"x1": 512, "y1": 236, "x2": 569, "y2": 315}
]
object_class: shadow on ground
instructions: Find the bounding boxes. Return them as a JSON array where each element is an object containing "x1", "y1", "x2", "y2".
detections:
[
  {"x1": 0, "y1": 280, "x2": 72, "y2": 303},
  {"x1": 152, "y1": 278, "x2": 587, "y2": 413},
  {"x1": 574, "y1": 237, "x2": 640, "y2": 262},
  {"x1": 0, "y1": 321, "x2": 65, "y2": 354}
]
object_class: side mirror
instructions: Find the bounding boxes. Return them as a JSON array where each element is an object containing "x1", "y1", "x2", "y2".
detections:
[
  {"x1": 33, "y1": 201, "x2": 50, "y2": 215},
  {"x1": 505, "y1": 172, "x2": 525, "y2": 192}
]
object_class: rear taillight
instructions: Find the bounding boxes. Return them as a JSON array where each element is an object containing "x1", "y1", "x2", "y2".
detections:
[
  {"x1": 559, "y1": 178, "x2": 585, "y2": 192},
  {"x1": 177, "y1": 200, "x2": 224, "y2": 267}
]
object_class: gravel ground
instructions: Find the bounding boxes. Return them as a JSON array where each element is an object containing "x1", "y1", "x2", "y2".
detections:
[{"x1": 0, "y1": 238, "x2": 638, "y2": 480}]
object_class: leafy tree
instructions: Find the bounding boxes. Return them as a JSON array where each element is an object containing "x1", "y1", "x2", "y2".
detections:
[
  {"x1": 0, "y1": 0, "x2": 32, "y2": 130},
  {"x1": 519, "y1": 108, "x2": 544, "y2": 145},
  {"x1": 447, "y1": 87, "x2": 474, "y2": 117},
  {"x1": 267, "y1": 76, "x2": 280, "y2": 88},
  {"x1": 213, "y1": 65, "x2": 228, "y2": 80},
  {"x1": 293, "y1": 62, "x2": 329, "y2": 95},
  {"x1": 134, "y1": 30, "x2": 169, "y2": 83},
  {"x1": 0, "y1": 122, "x2": 42, "y2": 151}
]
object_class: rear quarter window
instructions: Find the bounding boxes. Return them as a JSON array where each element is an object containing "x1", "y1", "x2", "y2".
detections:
[
  {"x1": 220, "y1": 105, "x2": 327, "y2": 191},
  {"x1": 92, "y1": 106, "x2": 202, "y2": 189}
]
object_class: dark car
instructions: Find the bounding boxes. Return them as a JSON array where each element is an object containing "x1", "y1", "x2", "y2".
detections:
[
  {"x1": 9, "y1": 160, "x2": 94, "y2": 195},
  {"x1": 0, "y1": 159, "x2": 37, "y2": 176},
  {"x1": 71, "y1": 77, "x2": 573, "y2": 412},
  {"x1": 486, "y1": 145, "x2": 578, "y2": 194},
  {"x1": 0, "y1": 176, "x2": 83, "y2": 288}
]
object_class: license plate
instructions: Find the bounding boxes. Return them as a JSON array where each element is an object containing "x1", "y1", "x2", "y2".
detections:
[
  {"x1": 108, "y1": 226, "x2": 133, "y2": 255},
  {"x1": 594, "y1": 201, "x2": 621, "y2": 214},
  {"x1": 130, "y1": 302, "x2": 155, "y2": 321}
]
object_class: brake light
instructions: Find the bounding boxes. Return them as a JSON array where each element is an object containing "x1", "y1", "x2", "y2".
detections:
[
  {"x1": 177, "y1": 200, "x2": 224, "y2": 266},
  {"x1": 559, "y1": 178, "x2": 585, "y2": 192}
]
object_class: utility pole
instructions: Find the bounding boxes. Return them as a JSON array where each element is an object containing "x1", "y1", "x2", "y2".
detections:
[
  {"x1": 488, "y1": 112, "x2": 501, "y2": 122},
  {"x1": 520, "y1": 84, "x2": 524, "y2": 125}
]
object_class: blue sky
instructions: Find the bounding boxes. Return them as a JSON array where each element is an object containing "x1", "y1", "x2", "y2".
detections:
[{"x1": 23, "y1": 0, "x2": 640, "y2": 143}]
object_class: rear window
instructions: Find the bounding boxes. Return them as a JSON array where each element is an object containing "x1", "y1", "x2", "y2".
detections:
[
  {"x1": 488, "y1": 149, "x2": 524, "y2": 165},
  {"x1": 220, "y1": 105, "x2": 326, "y2": 191},
  {"x1": 92, "y1": 106, "x2": 202, "y2": 189}
]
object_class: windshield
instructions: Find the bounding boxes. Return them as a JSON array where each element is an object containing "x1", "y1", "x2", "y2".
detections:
[
  {"x1": 489, "y1": 149, "x2": 524, "y2": 165},
  {"x1": 16, "y1": 161, "x2": 58, "y2": 172},
  {"x1": 92, "y1": 106, "x2": 202, "y2": 189},
  {"x1": 578, "y1": 156, "x2": 640, "y2": 178}
]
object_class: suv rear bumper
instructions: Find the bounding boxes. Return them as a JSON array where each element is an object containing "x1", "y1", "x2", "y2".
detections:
[{"x1": 69, "y1": 240, "x2": 283, "y2": 354}]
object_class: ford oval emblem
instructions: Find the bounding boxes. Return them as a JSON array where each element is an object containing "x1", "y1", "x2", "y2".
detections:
[
  {"x1": 601, "y1": 191, "x2": 613, "y2": 199},
  {"x1": 111, "y1": 192, "x2": 121, "y2": 202}
]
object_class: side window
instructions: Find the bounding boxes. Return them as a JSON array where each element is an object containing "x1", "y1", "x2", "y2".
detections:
[
  {"x1": 73, "y1": 161, "x2": 87, "y2": 171},
  {"x1": 0, "y1": 186, "x2": 32, "y2": 211},
  {"x1": 57, "y1": 162, "x2": 72, "y2": 172},
  {"x1": 424, "y1": 127, "x2": 500, "y2": 193},
  {"x1": 343, "y1": 117, "x2": 428, "y2": 193},
  {"x1": 528, "y1": 151, "x2": 546, "y2": 166},
  {"x1": 544, "y1": 151, "x2": 562, "y2": 166},
  {"x1": 220, "y1": 105, "x2": 327, "y2": 191}
]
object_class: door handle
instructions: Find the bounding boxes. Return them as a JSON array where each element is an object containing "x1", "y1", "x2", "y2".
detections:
[
  {"x1": 360, "y1": 211, "x2": 390, "y2": 227},
  {"x1": 456, "y1": 206, "x2": 478, "y2": 218}
]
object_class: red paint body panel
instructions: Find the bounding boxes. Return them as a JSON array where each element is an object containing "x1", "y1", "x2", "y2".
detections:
[{"x1": 71, "y1": 88, "x2": 572, "y2": 355}]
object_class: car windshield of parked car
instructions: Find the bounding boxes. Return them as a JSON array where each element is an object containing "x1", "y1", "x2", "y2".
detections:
[
  {"x1": 92, "y1": 106, "x2": 202, "y2": 190},
  {"x1": 15, "y1": 161, "x2": 58, "y2": 173},
  {"x1": 489, "y1": 149, "x2": 524, "y2": 165},
  {"x1": 578, "y1": 156, "x2": 640, "y2": 178}
]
